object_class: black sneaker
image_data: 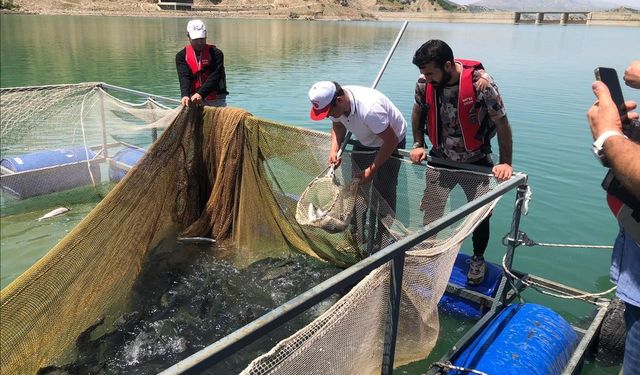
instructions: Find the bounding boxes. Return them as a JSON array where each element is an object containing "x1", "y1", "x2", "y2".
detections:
[{"x1": 467, "y1": 255, "x2": 486, "y2": 286}]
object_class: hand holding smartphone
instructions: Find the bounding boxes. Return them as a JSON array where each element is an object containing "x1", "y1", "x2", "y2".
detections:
[
  {"x1": 593, "y1": 67, "x2": 640, "y2": 211},
  {"x1": 594, "y1": 67, "x2": 629, "y2": 125}
]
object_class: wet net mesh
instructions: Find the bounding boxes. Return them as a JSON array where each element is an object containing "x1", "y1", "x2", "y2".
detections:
[
  {"x1": 294, "y1": 166, "x2": 360, "y2": 234},
  {"x1": 0, "y1": 83, "x2": 500, "y2": 374}
]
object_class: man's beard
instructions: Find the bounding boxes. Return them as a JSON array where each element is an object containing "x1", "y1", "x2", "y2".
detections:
[{"x1": 432, "y1": 70, "x2": 452, "y2": 88}]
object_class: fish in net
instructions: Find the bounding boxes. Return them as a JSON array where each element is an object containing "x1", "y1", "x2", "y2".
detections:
[{"x1": 295, "y1": 166, "x2": 360, "y2": 234}]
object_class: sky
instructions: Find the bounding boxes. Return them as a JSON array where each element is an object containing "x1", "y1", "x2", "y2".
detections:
[{"x1": 453, "y1": 0, "x2": 640, "y2": 6}]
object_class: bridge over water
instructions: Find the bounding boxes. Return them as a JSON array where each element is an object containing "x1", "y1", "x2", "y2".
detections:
[{"x1": 513, "y1": 11, "x2": 591, "y2": 25}]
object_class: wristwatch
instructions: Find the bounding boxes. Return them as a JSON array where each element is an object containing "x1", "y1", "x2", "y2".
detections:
[
  {"x1": 592, "y1": 130, "x2": 626, "y2": 166},
  {"x1": 412, "y1": 142, "x2": 424, "y2": 149}
]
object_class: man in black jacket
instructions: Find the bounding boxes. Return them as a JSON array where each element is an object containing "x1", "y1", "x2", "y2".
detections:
[{"x1": 176, "y1": 20, "x2": 228, "y2": 107}]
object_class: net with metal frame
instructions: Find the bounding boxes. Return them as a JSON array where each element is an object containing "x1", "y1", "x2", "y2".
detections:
[
  {"x1": 294, "y1": 165, "x2": 361, "y2": 234},
  {"x1": 0, "y1": 83, "x2": 501, "y2": 374}
]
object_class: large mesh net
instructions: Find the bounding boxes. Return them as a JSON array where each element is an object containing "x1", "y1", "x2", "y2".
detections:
[{"x1": 1, "y1": 83, "x2": 500, "y2": 374}]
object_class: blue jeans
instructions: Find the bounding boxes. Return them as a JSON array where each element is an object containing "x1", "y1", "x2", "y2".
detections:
[
  {"x1": 624, "y1": 302, "x2": 640, "y2": 375},
  {"x1": 611, "y1": 226, "x2": 640, "y2": 308}
]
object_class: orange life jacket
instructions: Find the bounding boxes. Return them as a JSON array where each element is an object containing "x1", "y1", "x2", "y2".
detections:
[
  {"x1": 425, "y1": 59, "x2": 484, "y2": 152},
  {"x1": 185, "y1": 44, "x2": 217, "y2": 100}
]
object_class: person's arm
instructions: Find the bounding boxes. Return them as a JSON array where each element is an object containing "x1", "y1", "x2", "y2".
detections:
[
  {"x1": 175, "y1": 49, "x2": 192, "y2": 105},
  {"x1": 410, "y1": 77, "x2": 428, "y2": 164},
  {"x1": 329, "y1": 121, "x2": 346, "y2": 167},
  {"x1": 410, "y1": 103, "x2": 428, "y2": 164},
  {"x1": 588, "y1": 81, "x2": 640, "y2": 198},
  {"x1": 411, "y1": 102, "x2": 425, "y2": 148},
  {"x1": 603, "y1": 137, "x2": 640, "y2": 198},
  {"x1": 358, "y1": 125, "x2": 398, "y2": 184},
  {"x1": 473, "y1": 69, "x2": 490, "y2": 91},
  {"x1": 624, "y1": 61, "x2": 640, "y2": 89},
  {"x1": 479, "y1": 72, "x2": 513, "y2": 180},
  {"x1": 198, "y1": 46, "x2": 227, "y2": 98},
  {"x1": 493, "y1": 115, "x2": 513, "y2": 181}
]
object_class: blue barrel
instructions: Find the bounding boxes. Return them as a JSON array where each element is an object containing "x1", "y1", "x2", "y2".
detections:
[
  {"x1": 438, "y1": 253, "x2": 503, "y2": 319},
  {"x1": 450, "y1": 303, "x2": 579, "y2": 375},
  {"x1": 109, "y1": 147, "x2": 145, "y2": 182},
  {"x1": 1, "y1": 147, "x2": 96, "y2": 172},
  {"x1": 0, "y1": 147, "x2": 100, "y2": 199}
]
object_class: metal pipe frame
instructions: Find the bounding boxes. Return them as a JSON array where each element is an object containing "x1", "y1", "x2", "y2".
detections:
[
  {"x1": 97, "y1": 82, "x2": 181, "y2": 105},
  {"x1": 426, "y1": 184, "x2": 612, "y2": 375},
  {"x1": 498, "y1": 184, "x2": 529, "y2": 306},
  {"x1": 427, "y1": 275, "x2": 610, "y2": 375},
  {"x1": 356, "y1": 141, "x2": 496, "y2": 175},
  {"x1": 158, "y1": 173, "x2": 527, "y2": 375},
  {"x1": 99, "y1": 88, "x2": 109, "y2": 159},
  {"x1": 426, "y1": 185, "x2": 529, "y2": 375},
  {"x1": 382, "y1": 252, "x2": 405, "y2": 374}
]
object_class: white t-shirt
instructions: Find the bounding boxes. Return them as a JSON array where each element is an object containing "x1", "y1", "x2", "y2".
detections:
[{"x1": 329, "y1": 86, "x2": 406, "y2": 148}]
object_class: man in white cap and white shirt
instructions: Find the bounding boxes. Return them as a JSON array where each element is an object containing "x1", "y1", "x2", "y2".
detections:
[
  {"x1": 308, "y1": 81, "x2": 406, "y2": 221},
  {"x1": 176, "y1": 19, "x2": 228, "y2": 107}
]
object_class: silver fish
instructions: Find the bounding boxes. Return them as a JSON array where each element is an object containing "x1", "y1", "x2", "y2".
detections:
[
  {"x1": 37, "y1": 207, "x2": 70, "y2": 221},
  {"x1": 308, "y1": 203, "x2": 327, "y2": 222},
  {"x1": 176, "y1": 237, "x2": 216, "y2": 244}
]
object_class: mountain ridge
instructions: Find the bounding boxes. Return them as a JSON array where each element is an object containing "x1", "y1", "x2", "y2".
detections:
[
  {"x1": 464, "y1": 0, "x2": 638, "y2": 11},
  {"x1": 3, "y1": 0, "x2": 638, "y2": 19}
]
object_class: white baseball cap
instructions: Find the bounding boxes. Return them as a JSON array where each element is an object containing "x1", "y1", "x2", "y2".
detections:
[
  {"x1": 187, "y1": 20, "x2": 206, "y2": 39},
  {"x1": 308, "y1": 81, "x2": 336, "y2": 121}
]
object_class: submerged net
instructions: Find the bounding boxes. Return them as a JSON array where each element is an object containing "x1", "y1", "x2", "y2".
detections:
[{"x1": 0, "y1": 83, "x2": 501, "y2": 374}]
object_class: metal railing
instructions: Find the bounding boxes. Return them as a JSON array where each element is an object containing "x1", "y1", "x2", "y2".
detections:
[
  {"x1": 158, "y1": 170, "x2": 529, "y2": 375},
  {"x1": 98, "y1": 82, "x2": 181, "y2": 107}
]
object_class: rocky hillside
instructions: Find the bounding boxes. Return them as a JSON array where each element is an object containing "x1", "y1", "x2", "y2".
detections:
[
  {"x1": 4, "y1": 0, "x2": 638, "y2": 19},
  {"x1": 3, "y1": 0, "x2": 465, "y2": 18}
]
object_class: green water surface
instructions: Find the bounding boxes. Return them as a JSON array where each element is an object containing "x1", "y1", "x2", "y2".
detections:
[{"x1": 2, "y1": 14, "x2": 639, "y2": 374}]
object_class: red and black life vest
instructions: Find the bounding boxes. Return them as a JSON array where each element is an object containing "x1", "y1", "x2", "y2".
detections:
[
  {"x1": 185, "y1": 44, "x2": 217, "y2": 100},
  {"x1": 607, "y1": 194, "x2": 640, "y2": 244},
  {"x1": 425, "y1": 59, "x2": 484, "y2": 152}
]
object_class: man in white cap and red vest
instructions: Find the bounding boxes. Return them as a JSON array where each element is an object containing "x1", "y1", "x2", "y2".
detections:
[
  {"x1": 410, "y1": 39, "x2": 513, "y2": 286},
  {"x1": 588, "y1": 61, "x2": 640, "y2": 375},
  {"x1": 308, "y1": 81, "x2": 406, "y2": 250},
  {"x1": 176, "y1": 19, "x2": 228, "y2": 107}
]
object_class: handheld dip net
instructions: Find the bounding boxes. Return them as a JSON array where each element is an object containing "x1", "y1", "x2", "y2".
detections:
[
  {"x1": 295, "y1": 165, "x2": 360, "y2": 234},
  {"x1": 1, "y1": 83, "x2": 501, "y2": 374}
]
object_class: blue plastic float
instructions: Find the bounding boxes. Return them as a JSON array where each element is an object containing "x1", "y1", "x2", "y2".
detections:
[
  {"x1": 449, "y1": 303, "x2": 579, "y2": 375},
  {"x1": 108, "y1": 147, "x2": 145, "y2": 182},
  {"x1": 0, "y1": 147, "x2": 100, "y2": 199}
]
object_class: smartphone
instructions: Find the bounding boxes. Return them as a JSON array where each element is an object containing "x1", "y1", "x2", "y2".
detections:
[{"x1": 594, "y1": 67, "x2": 628, "y2": 123}]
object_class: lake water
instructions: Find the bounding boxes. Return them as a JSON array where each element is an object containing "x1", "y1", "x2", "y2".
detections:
[{"x1": 1, "y1": 14, "x2": 639, "y2": 374}]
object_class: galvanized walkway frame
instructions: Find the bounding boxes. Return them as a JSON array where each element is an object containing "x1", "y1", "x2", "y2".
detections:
[
  {"x1": 425, "y1": 181, "x2": 610, "y2": 375},
  {"x1": 158, "y1": 159, "x2": 530, "y2": 374}
]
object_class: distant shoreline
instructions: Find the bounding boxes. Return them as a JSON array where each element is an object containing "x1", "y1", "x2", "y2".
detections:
[{"x1": 2, "y1": 7, "x2": 639, "y2": 27}]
